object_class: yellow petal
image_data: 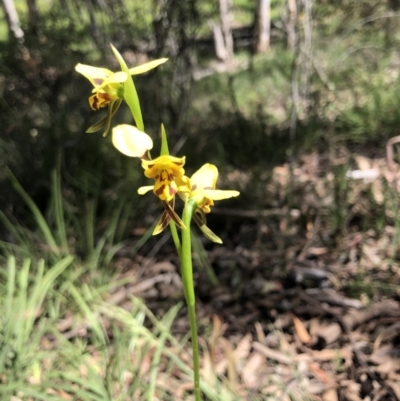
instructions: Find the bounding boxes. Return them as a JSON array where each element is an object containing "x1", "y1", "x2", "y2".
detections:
[
  {"x1": 191, "y1": 164, "x2": 218, "y2": 191},
  {"x1": 95, "y1": 71, "x2": 128, "y2": 91},
  {"x1": 138, "y1": 185, "x2": 154, "y2": 195},
  {"x1": 112, "y1": 125, "x2": 153, "y2": 157},
  {"x1": 128, "y1": 58, "x2": 168, "y2": 75},
  {"x1": 203, "y1": 189, "x2": 240, "y2": 201},
  {"x1": 142, "y1": 155, "x2": 186, "y2": 179},
  {"x1": 75, "y1": 64, "x2": 113, "y2": 86}
]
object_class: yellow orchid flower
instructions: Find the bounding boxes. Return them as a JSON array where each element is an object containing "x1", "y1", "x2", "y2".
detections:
[
  {"x1": 75, "y1": 64, "x2": 127, "y2": 111},
  {"x1": 141, "y1": 155, "x2": 186, "y2": 202},
  {"x1": 112, "y1": 124, "x2": 186, "y2": 233},
  {"x1": 112, "y1": 124, "x2": 185, "y2": 202},
  {"x1": 182, "y1": 163, "x2": 239, "y2": 213},
  {"x1": 145, "y1": 163, "x2": 240, "y2": 241},
  {"x1": 180, "y1": 163, "x2": 240, "y2": 243},
  {"x1": 75, "y1": 57, "x2": 168, "y2": 135}
]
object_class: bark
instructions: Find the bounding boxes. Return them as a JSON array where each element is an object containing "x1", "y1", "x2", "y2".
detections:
[
  {"x1": 26, "y1": 0, "x2": 38, "y2": 35},
  {"x1": 254, "y1": 0, "x2": 270, "y2": 54},
  {"x1": 210, "y1": 21, "x2": 229, "y2": 61},
  {"x1": 1, "y1": 0, "x2": 24, "y2": 41},
  {"x1": 211, "y1": 0, "x2": 233, "y2": 61},
  {"x1": 286, "y1": 0, "x2": 297, "y2": 51},
  {"x1": 219, "y1": 0, "x2": 233, "y2": 59}
]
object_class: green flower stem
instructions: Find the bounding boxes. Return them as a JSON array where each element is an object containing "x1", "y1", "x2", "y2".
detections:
[
  {"x1": 169, "y1": 221, "x2": 181, "y2": 257},
  {"x1": 181, "y1": 199, "x2": 201, "y2": 401}
]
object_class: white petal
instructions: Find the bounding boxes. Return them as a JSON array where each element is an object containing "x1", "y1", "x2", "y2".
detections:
[{"x1": 112, "y1": 125, "x2": 153, "y2": 157}]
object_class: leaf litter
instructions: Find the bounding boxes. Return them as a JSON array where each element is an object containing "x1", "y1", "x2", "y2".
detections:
[{"x1": 39, "y1": 146, "x2": 400, "y2": 400}]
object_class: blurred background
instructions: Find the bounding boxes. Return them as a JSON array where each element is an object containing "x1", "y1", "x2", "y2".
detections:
[
  {"x1": 2, "y1": 0, "x2": 400, "y2": 223},
  {"x1": 1, "y1": 1, "x2": 400, "y2": 399}
]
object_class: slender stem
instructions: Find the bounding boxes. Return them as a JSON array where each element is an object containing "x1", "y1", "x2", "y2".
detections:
[
  {"x1": 169, "y1": 221, "x2": 181, "y2": 257},
  {"x1": 181, "y1": 199, "x2": 201, "y2": 401}
]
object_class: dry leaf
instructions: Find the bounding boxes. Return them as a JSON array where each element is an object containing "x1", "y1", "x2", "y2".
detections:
[
  {"x1": 308, "y1": 363, "x2": 337, "y2": 387},
  {"x1": 291, "y1": 313, "x2": 311, "y2": 344},
  {"x1": 252, "y1": 342, "x2": 292, "y2": 365},
  {"x1": 322, "y1": 388, "x2": 338, "y2": 401},
  {"x1": 241, "y1": 352, "x2": 265, "y2": 388}
]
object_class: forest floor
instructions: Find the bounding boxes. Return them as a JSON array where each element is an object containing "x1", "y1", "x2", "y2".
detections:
[{"x1": 95, "y1": 148, "x2": 400, "y2": 401}]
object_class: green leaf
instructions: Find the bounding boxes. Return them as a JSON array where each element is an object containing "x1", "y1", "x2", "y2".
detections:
[{"x1": 6, "y1": 167, "x2": 58, "y2": 253}]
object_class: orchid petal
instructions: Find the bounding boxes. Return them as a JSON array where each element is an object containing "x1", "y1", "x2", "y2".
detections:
[
  {"x1": 129, "y1": 58, "x2": 168, "y2": 75},
  {"x1": 203, "y1": 189, "x2": 240, "y2": 201},
  {"x1": 138, "y1": 185, "x2": 154, "y2": 195},
  {"x1": 191, "y1": 164, "x2": 218, "y2": 190},
  {"x1": 75, "y1": 64, "x2": 113, "y2": 86},
  {"x1": 85, "y1": 99, "x2": 122, "y2": 135},
  {"x1": 193, "y1": 213, "x2": 222, "y2": 244},
  {"x1": 153, "y1": 211, "x2": 170, "y2": 235},
  {"x1": 164, "y1": 201, "x2": 186, "y2": 229},
  {"x1": 94, "y1": 71, "x2": 128, "y2": 91},
  {"x1": 112, "y1": 125, "x2": 153, "y2": 157}
]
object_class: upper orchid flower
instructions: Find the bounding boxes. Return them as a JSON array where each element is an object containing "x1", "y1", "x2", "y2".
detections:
[{"x1": 75, "y1": 57, "x2": 167, "y2": 136}]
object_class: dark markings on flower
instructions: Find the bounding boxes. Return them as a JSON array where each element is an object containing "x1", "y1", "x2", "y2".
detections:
[
  {"x1": 159, "y1": 170, "x2": 174, "y2": 183},
  {"x1": 163, "y1": 201, "x2": 184, "y2": 228},
  {"x1": 90, "y1": 92, "x2": 112, "y2": 111},
  {"x1": 90, "y1": 95, "x2": 99, "y2": 110},
  {"x1": 156, "y1": 211, "x2": 170, "y2": 232},
  {"x1": 93, "y1": 78, "x2": 104, "y2": 85},
  {"x1": 155, "y1": 185, "x2": 166, "y2": 197},
  {"x1": 192, "y1": 184, "x2": 197, "y2": 191}
]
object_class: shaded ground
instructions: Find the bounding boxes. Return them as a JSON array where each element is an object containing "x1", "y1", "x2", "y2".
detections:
[{"x1": 56, "y1": 150, "x2": 400, "y2": 400}]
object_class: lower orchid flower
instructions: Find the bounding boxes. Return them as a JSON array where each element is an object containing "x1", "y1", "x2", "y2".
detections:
[{"x1": 178, "y1": 163, "x2": 240, "y2": 243}]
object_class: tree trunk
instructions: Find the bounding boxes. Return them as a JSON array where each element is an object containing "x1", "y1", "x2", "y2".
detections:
[
  {"x1": 211, "y1": 0, "x2": 233, "y2": 61},
  {"x1": 286, "y1": 0, "x2": 297, "y2": 51},
  {"x1": 219, "y1": 0, "x2": 233, "y2": 59},
  {"x1": 210, "y1": 21, "x2": 230, "y2": 61},
  {"x1": 254, "y1": 0, "x2": 270, "y2": 54},
  {"x1": 1, "y1": 0, "x2": 24, "y2": 41},
  {"x1": 26, "y1": 0, "x2": 38, "y2": 35}
]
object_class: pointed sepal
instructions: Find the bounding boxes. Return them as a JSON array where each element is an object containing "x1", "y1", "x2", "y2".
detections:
[
  {"x1": 153, "y1": 211, "x2": 171, "y2": 235},
  {"x1": 193, "y1": 210, "x2": 223, "y2": 244},
  {"x1": 163, "y1": 201, "x2": 186, "y2": 230},
  {"x1": 85, "y1": 99, "x2": 122, "y2": 136},
  {"x1": 160, "y1": 123, "x2": 170, "y2": 156},
  {"x1": 110, "y1": 44, "x2": 144, "y2": 131}
]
